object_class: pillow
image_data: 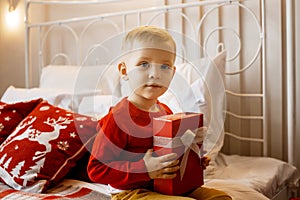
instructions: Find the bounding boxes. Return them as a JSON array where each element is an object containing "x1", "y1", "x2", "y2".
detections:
[
  {"x1": 0, "y1": 98, "x2": 43, "y2": 144},
  {"x1": 191, "y1": 51, "x2": 227, "y2": 173},
  {"x1": 0, "y1": 101, "x2": 98, "y2": 192},
  {"x1": 159, "y1": 51, "x2": 227, "y2": 170},
  {"x1": 1, "y1": 86, "x2": 97, "y2": 113},
  {"x1": 175, "y1": 57, "x2": 210, "y2": 85},
  {"x1": 159, "y1": 51, "x2": 226, "y2": 112},
  {"x1": 1, "y1": 86, "x2": 72, "y2": 105},
  {"x1": 78, "y1": 95, "x2": 115, "y2": 119},
  {"x1": 39, "y1": 65, "x2": 120, "y2": 95}
]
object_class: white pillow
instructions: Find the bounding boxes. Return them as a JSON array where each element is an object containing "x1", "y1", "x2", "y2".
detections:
[
  {"x1": 39, "y1": 65, "x2": 120, "y2": 95},
  {"x1": 159, "y1": 51, "x2": 227, "y2": 169},
  {"x1": 159, "y1": 73, "x2": 201, "y2": 113},
  {"x1": 175, "y1": 57, "x2": 210, "y2": 85},
  {"x1": 78, "y1": 95, "x2": 115, "y2": 119},
  {"x1": 1, "y1": 86, "x2": 95, "y2": 112},
  {"x1": 193, "y1": 51, "x2": 227, "y2": 172},
  {"x1": 1, "y1": 86, "x2": 70, "y2": 104}
]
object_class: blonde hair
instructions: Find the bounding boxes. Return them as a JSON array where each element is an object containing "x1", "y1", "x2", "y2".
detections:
[{"x1": 121, "y1": 26, "x2": 176, "y2": 53}]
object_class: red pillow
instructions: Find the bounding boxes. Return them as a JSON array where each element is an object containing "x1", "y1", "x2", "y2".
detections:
[
  {"x1": 0, "y1": 99, "x2": 43, "y2": 144},
  {"x1": 0, "y1": 101, "x2": 98, "y2": 192}
]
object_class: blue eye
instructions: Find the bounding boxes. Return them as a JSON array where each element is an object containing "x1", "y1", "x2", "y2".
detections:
[
  {"x1": 139, "y1": 62, "x2": 150, "y2": 68},
  {"x1": 161, "y1": 64, "x2": 171, "y2": 70}
]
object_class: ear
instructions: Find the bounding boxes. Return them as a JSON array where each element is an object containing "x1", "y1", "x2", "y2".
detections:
[
  {"x1": 172, "y1": 66, "x2": 176, "y2": 72},
  {"x1": 118, "y1": 62, "x2": 127, "y2": 75},
  {"x1": 118, "y1": 62, "x2": 129, "y2": 81},
  {"x1": 172, "y1": 66, "x2": 176, "y2": 76}
]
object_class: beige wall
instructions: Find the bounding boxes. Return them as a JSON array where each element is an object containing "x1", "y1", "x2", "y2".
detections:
[
  {"x1": 0, "y1": 0, "x2": 299, "y2": 171},
  {"x1": 0, "y1": 0, "x2": 25, "y2": 95}
]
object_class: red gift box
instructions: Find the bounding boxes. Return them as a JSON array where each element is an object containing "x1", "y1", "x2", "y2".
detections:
[{"x1": 153, "y1": 112, "x2": 204, "y2": 195}]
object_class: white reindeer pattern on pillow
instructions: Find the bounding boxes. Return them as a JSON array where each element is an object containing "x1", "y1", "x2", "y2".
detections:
[{"x1": 0, "y1": 105, "x2": 73, "y2": 189}]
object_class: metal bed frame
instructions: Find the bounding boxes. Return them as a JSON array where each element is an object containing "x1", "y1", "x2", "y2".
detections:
[{"x1": 24, "y1": 0, "x2": 270, "y2": 157}]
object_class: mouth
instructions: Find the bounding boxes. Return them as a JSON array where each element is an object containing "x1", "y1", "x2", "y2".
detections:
[{"x1": 145, "y1": 83, "x2": 162, "y2": 88}]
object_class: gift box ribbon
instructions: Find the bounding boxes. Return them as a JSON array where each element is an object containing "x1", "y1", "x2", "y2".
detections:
[{"x1": 154, "y1": 127, "x2": 205, "y2": 180}]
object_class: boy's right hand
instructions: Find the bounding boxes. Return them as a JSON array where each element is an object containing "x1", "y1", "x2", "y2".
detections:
[{"x1": 143, "y1": 149, "x2": 180, "y2": 179}]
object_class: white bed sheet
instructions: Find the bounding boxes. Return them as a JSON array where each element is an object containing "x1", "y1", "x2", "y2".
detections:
[
  {"x1": 53, "y1": 178, "x2": 270, "y2": 200},
  {"x1": 46, "y1": 179, "x2": 110, "y2": 197},
  {"x1": 46, "y1": 153, "x2": 300, "y2": 200},
  {"x1": 53, "y1": 178, "x2": 268, "y2": 200},
  {"x1": 51, "y1": 153, "x2": 300, "y2": 200},
  {"x1": 204, "y1": 153, "x2": 300, "y2": 199},
  {"x1": 205, "y1": 179, "x2": 270, "y2": 200}
]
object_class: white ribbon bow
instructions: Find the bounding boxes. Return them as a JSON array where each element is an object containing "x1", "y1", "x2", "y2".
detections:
[
  {"x1": 179, "y1": 127, "x2": 206, "y2": 180},
  {"x1": 153, "y1": 127, "x2": 207, "y2": 180}
]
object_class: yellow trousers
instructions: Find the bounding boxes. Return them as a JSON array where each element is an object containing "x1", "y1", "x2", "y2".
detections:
[{"x1": 111, "y1": 186, "x2": 232, "y2": 200}]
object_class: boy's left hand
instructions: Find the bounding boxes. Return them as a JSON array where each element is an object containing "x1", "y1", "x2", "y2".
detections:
[{"x1": 201, "y1": 156, "x2": 211, "y2": 169}]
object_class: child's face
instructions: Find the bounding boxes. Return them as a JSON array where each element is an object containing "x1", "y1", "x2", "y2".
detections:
[{"x1": 121, "y1": 41, "x2": 176, "y2": 102}]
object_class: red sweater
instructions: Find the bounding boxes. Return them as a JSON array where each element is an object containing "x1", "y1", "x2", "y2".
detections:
[{"x1": 87, "y1": 97, "x2": 173, "y2": 190}]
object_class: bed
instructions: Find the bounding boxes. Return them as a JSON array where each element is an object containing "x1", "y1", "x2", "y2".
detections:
[{"x1": 0, "y1": 0, "x2": 299, "y2": 199}]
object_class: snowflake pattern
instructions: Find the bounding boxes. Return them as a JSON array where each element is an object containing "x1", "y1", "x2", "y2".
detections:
[
  {"x1": 4, "y1": 116, "x2": 11, "y2": 121},
  {"x1": 76, "y1": 117, "x2": 87, "y2": 121},
  {"x1": 70, "y1": 132, "x2": 76, "y2": 138},
  {"x1": 57, "y1": 141, "x2": 69, "y2": 151},
  {"x1": 28, "y1": 129, "x2": 42, "y2": 139}
]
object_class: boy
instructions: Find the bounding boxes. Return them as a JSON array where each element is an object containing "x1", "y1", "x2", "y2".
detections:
[{"x1": 88, "y1": 26, "x2": 231, "y2": 200}]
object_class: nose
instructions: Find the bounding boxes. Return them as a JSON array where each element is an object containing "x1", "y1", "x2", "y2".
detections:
[{"x1": 148, "y1": 64, "x2": 161, "y2": 79}]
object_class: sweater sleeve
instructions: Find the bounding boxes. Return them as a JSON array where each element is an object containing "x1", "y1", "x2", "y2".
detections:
[{"x1": 87, "y1": 112, "x2": 151, "y2": 190}]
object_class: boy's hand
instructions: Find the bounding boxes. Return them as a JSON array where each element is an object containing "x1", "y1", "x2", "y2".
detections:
[
  {"x1": 201, "y1": 156, "x2": 211, "y2": 169},
  {"x1": 143, "y1": 149, "x2": 180, "y2": 179}
]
